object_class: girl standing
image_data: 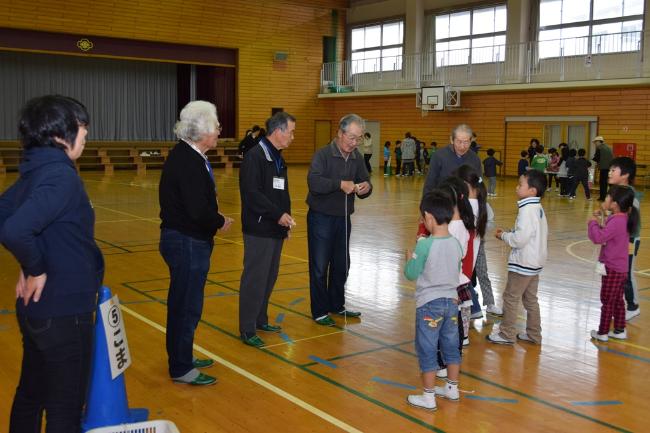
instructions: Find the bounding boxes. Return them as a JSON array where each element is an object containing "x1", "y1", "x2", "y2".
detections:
[{"x1": 588, "y1": 186, "x2": 639, "y2": 341}]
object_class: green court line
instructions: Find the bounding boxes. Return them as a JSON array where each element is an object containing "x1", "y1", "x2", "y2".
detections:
[
  {"x1": 95, "y1": 237, "x2": 131, "y2": 253},
  {"x1": 205, "y1": 279, "x2": 634, "y2": 432},
  {"x1": 301, "y1": 340, "x2": 414, "y2": 368}
]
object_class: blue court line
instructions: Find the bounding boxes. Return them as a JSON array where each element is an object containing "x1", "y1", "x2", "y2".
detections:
[
  {"x1": 0, "y1": 309, "x2": 15, "y2": 315},
  {"x1": 279, "y1": 332, "x2": 294, "y2": 344},
  {"x1": 371, "y1": 377, "x2": 417, "y2": 391},
  {"x1": 595, "y1": 345, "x2": 650, "y2": 364},
  {"x1": 465, "y1": 395, "x2": 518, "y2": 404},
  {"x1": 308, "y1": 355, "x2": 338, "y2": 369},
  {"x1": 289, "y1": 297, "x2": 305, "y2": 306},
  {"x1": 204, "y1": 292, "x2": 237, "y2": 298},
  {"x1": 275, "y1": 313, "x2": 285, "y2": 324},
  {"x1": 571, "y1": 401, "x2": 623, "y2": 406}
]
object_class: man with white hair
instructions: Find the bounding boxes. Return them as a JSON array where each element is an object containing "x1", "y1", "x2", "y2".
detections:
[
  {"x1": 159, "y1": 100, "x2": 233, "y2": 386},
  {"x1": 307, "y1": 113, "x2": 372, "y2": 326},
  {"x1": 423, "y1": 124, "x2": 482, "y2": 193}
]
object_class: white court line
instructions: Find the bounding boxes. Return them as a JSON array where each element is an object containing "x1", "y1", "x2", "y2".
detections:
[
  {"x1": 120, "y1": 305, "x2": 362, "y2": 433},
  {"x1": 566, "y1": 238, "x2": 650, "y2": 276}
]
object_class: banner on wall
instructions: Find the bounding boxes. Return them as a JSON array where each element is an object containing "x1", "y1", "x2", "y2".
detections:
[{"x1": 613, "y1": 143, "x2": 636, "y2": 160}]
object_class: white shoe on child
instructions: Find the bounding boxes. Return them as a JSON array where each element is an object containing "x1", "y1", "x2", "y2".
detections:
[
  {"x1": 436, "y1": 368, "x2": 448, "y2": 378},
  {"x1": 470, "y1": 311, "x2": 483, "y2": 319},
  {"x1": 486, "y1": 304, "x2": 503, "y2": 316},
  {"x1": 608, "y1": 329, "x2": 627, "y2": 340},
  {"x1": 407, "y1": 393, "x2": 437, "y2": 410},
  {"x1": 462, "y1": 337, "x2": 470, "y2": 347},
  {"x1": 625, "y1": 308, "x2": 640, "y2": 321},
  {"x1": 486, "y1": 331, "x2": 513, "y2": 345},
  {"x1": 516, "y1": 333, "x2": 537, "y2": 344},
  {"x1": 434, "y1": 380, "x2": 460, "y2": 401},
  {"x1": 590, "y1": 330, "x2": 608, "y2": 342}
]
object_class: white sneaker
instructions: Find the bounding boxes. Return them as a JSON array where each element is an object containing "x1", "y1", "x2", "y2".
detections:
[
  {"x1": 486, "y1": 304, "x2": 503, "y2": 316},
  {"x1": 486, "y1": 332, "x2": 513, "y2": 345},
  {"x1": 590, "y1": 330, "x2": 608, "y2": 342},
  {"x1": 463, "y1": 337, "x2": 470, "y2": 346},
  {"x1": 608, "y1": 329, "x2": 627, "y2": 340},
  {"x1": 626, "y1": 308, "x2": 640, "y2": 321},
  {"x1": 407, "y1": 393, "x2": 436, "y2": 410},
  {"x1": 434, "y1": 381, "x2": 460, "y2": 401},
  {"x1": 517, "y1": 333, "x2": 537, "y2": 344},
  {"x1": 436, "y1": 368, "x2": 448, "y2": 378},
  {"x1": 470, "y1": 311, "x2": 484, "y2": 319}
]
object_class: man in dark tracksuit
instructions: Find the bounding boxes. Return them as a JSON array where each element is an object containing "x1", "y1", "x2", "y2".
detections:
[
  {"x1": 307, "y1": 114, "x2": 372, "y2": 326},
  {"x1": 238, "y1": 112, "x2": 296, "y2": 347}
]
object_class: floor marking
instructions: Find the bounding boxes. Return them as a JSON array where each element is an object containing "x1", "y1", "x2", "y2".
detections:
[
  {"x1": 594, "y1": 344, "x2": 650, "y2": 364},
  {"x1": 571, "y1": 400, "x2": 622, "y2": 406},
  {"x1": 464, "y1": 395, "x2": 518, "y2": 404},
  {"x1": 289, "y1": 297, "x2": 305, "y2": 305},
  {"x1": 263, "y1": 331, "x2": 344, "y2": 349},
  {"x1": 566, "y1": 238, "x2": 649, "y2": 277},
  {"x1": 279, "y1": 332, "x2": 294, "y2": 344},
  {"x1": 606, "y1": 338, "x2": 650, "y2": 353},
  {"x1": 275, "y1": 313, "x2": 285, "y2": 324},
  {"x1": 308, "y1": 355, "x2": 338, "y2": 369},
  {"x1": 119, "y1": 304, "x2": 364, "y2": 433},
  {"x1": 371, "y1": 377, "x2": 417, "y2": 390}
]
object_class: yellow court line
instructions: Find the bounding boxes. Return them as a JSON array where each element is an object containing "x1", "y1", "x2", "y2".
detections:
[
  {"x1": 566, "y1": 239, "x2": 649, "y2": 276},
  {"x1": 607, "y1": 338, "x2": 650, "y2": 352},
  {"x1": 263, "y1": 330, "x2": 345, "y2": 349},
  {"x1": 120, "y1": 305, "x2": 363, "y2": 433}
]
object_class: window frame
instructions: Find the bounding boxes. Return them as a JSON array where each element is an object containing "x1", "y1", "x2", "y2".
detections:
[
  {"x1": 537, "y1": 0, "x2": 644, "y2": 59},
  {"x1": 348, "y1": 18, "x2": 405, "y2": 73},
  {"x1": 433, "y1": 3, "x2": 508, "y2": 67}
]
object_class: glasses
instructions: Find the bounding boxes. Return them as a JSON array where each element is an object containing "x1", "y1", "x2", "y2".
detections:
[{"x1": 343, "y1": 132, "x2": 363, "y2": 143}]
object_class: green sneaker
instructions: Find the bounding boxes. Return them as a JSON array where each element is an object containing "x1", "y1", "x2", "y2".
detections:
[
  {"x1": 173, "y1": 372, "x2": 217, "y2": 386},
  {"x1": 335, "y1": 309, "x2": 361, "y2": 318},
  {"x1": 257, "y1": 324, "x2": 282, "y2": 333},
  {"x1": 192, "y1": 358, "x2": 214, "y2": 369},
  {"x1": 315, "y1": 316, "x2": 336, "y2": 326},
  {"x1": 242, "y1": 335, "x2": 265, "y2": 348}
]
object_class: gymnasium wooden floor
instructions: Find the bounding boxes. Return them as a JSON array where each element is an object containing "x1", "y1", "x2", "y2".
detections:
[{"x1": 0, "y1": 166, "x2": 648, "y2": 433}]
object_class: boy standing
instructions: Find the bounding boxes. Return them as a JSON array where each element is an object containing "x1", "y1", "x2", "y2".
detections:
[
  {"x1": 487, "y1": 170, "x2": 548, "y2": 345},
  {"x1": 530, "y1": 145, "x2": 548, "y2": 173},
  {"x1": 608, "y1": 157, "x2": 642, "y2": 320},
  {"x1": 483, "y1": 148, "x2": 503, "y2": 196},
  {"x1": 518, "y1": 150, "x2": 529, "y2": 176},
  {"x1": 569, "y1": 148, "x2": 592, "y2": 200},
  {"x1": 405, "y1": 191, "x2": 464, "y2": 410}
]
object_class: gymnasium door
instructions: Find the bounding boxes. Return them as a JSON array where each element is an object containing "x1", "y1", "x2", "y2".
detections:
[{"x1": 314, "y1": 120, "x2": 331, "y2": 152}]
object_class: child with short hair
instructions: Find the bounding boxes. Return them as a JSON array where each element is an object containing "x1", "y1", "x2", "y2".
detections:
[
  {"x1": 608, "y1": 157, "x2": 642, "y2": 320},
  {"x1": 518, "y1": 150, "x2": 529, "y2": 176},
  {"x1": 588, "y1": 185, "x2": 639, "y2": 341},
  {"x1": 483, "y1": 149, "x2": 503, "y2": 197},
  {"x1": 405, "y1": 191, "x2": 464, "y2": 411},
  {"x1": 488, "y1": 170, "x2": 548, "y2": 345},
  {"x1": 569, "y1": 148, "x2": 592, "y2": 200},
  {"x1": 383, "y1": 141, "x2": 391, "y2": 176},
  {"x1": 530, "y1": 145, "x2": 548, "y2": 173}
]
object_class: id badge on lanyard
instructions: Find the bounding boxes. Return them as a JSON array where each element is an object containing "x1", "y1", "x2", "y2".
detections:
[{"x1": 273, "y1": 177, "x2": 285, "y2": 190}]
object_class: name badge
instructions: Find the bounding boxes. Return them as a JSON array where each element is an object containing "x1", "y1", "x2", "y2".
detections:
[{"x1": 273, "y1": 177, "x2": 285, "y2": 190}]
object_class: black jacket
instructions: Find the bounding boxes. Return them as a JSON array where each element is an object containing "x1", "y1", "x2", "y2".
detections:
[
  {"x1": 159, "y1": 140, "x2": 225, "y2": 240},
  {"x1": 239, "y1": 139, "x2": 291, "y2": 238},
  {"x1": 0, "y1": 147, "x2": 104, "y2": 318}
]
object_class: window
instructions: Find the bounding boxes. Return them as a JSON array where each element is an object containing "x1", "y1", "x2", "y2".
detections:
[
  {"x1": 538, "y1": 0, "x2": 644, "y2": 58},
  {"x1": 350, "y1": 20, "x2": 404, "y2": 73},
  {"x1": 434, "y1": 4, "x2": 507, "y2": 66}
]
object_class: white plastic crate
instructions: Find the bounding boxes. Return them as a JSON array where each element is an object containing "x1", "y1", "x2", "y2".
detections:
[{"x1": 86, "y1": 419, "x2": 180, "y2": 433}]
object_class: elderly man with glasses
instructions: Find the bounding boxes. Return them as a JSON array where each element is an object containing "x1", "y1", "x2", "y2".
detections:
[
  {"x1": 306, "y1": 114, "x2": 372, "y2": 326},
  {"x1": 423, "y1": 124, "x2": 483, "y2": 193}
]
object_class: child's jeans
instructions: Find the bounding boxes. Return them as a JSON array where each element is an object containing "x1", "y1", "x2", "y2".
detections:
[{"x1": 415, "y1": 298, "x2": 461, "y2": 372}]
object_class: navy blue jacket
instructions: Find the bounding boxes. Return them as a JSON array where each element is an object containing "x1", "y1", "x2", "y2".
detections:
[
  {"x1": 239, "y1": 139, "x2": 291, "y2": 238},
  {"x1": 0, "y1": 147, "x2": 104, "y2": 318}
]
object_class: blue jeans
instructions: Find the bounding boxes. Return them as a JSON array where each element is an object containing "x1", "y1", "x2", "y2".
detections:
[
  {"x1": 415, "y1": 298, "x2": 460, "y2": 372},
  {"x1": 307, "y1": 210, "x2": 351, "y2": 319},
  {"x1": 160, "y1": 229, "x2": 213, "y2": 378},
  {"x1": 10, "y1": 312, "x2": 94, "y2": 433}
]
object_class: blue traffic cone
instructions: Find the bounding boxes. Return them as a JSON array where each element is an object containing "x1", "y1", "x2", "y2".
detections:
[{"x1": 82, "y1": 286, "x2": 148, "y2": 432}]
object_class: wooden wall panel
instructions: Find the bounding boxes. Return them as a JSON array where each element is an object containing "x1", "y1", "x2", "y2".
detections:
[
  {"x1": 1, "y1": 0, "x2": 348, "y2": 163},
  {"x1": 324, "y1": 87, "x2": 650, "y2": 173}
]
